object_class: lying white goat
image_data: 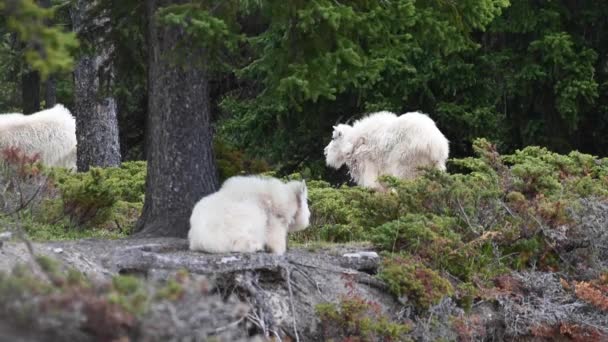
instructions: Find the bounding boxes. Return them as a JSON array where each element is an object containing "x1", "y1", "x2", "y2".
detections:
[
  {"x1": 324, "y1": 111, "x2": 449, "y2": 190},
  {"x1": 188, "y1": 175, "x2": 310, "y2": 255}
]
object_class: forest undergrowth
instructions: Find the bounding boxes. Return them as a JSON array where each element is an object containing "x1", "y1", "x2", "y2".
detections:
[{"x1": 1, "y1": 139, "x2": 607, "y2": 340}]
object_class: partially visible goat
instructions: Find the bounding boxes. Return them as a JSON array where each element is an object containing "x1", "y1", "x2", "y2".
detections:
[{"x1": 0, "y1": 104, "x2": 77, "y2": 170}]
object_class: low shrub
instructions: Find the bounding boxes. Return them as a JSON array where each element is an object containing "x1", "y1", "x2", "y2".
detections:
[
  {"x1": 295, "y1": 138, "x2": 608, "y2": 310},
  {"x1": 0, "y1": 148, "x2": 145, "y2": 240},
  {"x1": 379, "y1": 255, "x2": 454, "y2": 311},
  {"x1": 316, "y1": 277, "x2": 412, "y2": 341},
  {"x1": 214, "y1": 138, "x2": 271, "y2": 182}
]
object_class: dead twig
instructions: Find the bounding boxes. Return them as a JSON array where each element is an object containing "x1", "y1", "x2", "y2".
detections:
[
  {"x1": 456, "y1": 197, "x2": 479, "y2": 235},
  {"x1": 213, "y1": 316, "x2": 245, "y2": 334},
  {"x1": 237, "y1": 272, "x2": 277, "y2": 338},
  {"x1": 282, "y1": 266, "x2": 300, "y2": 342}
]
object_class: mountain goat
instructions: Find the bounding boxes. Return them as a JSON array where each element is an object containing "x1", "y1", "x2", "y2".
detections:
[
  {"x1": 188, "y1": 175, "x2": 311, "y2": 255},
  {"x1": 324, "y1": 111, "x2": 449, "y2": 191},
  {"x1": 0, "y1": 104, "x2": 77, "y2": 170}
]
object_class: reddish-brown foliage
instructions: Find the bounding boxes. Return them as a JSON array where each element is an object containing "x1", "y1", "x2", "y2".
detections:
[
  {"x1": 531, "y1": 323, "x2": 607, "y2": 342},
  {"x1": 1, "y1": 146, "x2": 42, "y2": 178},
  {"x1": 574, "y1": 281, "x2": 608, "y2": 311},
  {"x1": 494, "y1": 275, "x2": 523, "y2": 294},
  {"x1": 560, "y1": 323, "x2": 607, "y2": 342},
  {"x1": 452, "y1": 314, "x2": 485, "y2": 342}
]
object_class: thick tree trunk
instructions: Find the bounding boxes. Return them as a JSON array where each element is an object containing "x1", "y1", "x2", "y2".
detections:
[
  {"x1": 21, "y1": 69, "x2": 40, "y2": 114},
  {"x1": 135, "y1": 0, "x2": 219, "y2": 237},
  {"x1": 72, "y1": 0, "x2": 122, "y2": 171}
]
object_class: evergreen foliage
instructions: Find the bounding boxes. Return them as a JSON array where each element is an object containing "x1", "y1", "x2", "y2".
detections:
[
  {"x1": 0, "y1": 0, "x2": 78, "y2": 79},
  {"x1": 3, "y1": 0, "x2": 607, "y2": 171},
  {"x1": 0, "y1": 144, "x2": 270, "y2": 241},
  {"x1": 2, "y1": 1, "x2": 608, "y2": 338},
  {"x1": 214, "y1": 0, "x2": 607, "y2": 172},
  {"x1": 290, "y1": 138, "x2": 608, "y2": 312}
]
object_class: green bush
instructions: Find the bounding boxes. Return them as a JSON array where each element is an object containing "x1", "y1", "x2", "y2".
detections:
[
  {"x1": 35, "y1": 162, "x2": 148, "y2": 236},
  {"x1": 0, "y1": 159, "x2": 146, "y2": 241},
  {"x1": 503, "y1": 146, "x2": 608, "y2": 198},
  {"x1": 56, "y1": 168, "x2": 119, "y2": 227},
  {"x1": 102, "y1": 161, "x2": 147, "y2": 203},
  {"x1": 293, "y1": 138, "x2": 608, "y2": 305},
  {"x1": 1, "y1": 141, "x2": 275, "y2": 241},
  {"x1": 370, "y1": 214, "x2": 460, "y2": 255},
  {"x1": 214, "y1": 138, "x2": 271, "y2": 182},
  {"x1": 379, "y1": 256, "x2": 454, "y2": 311},
  {"x1": 52, "y1": 161, "x2": 146, "y2": 207},
  {"x1": 291, "y1": 179, "x2": 400, "y2": 243}
]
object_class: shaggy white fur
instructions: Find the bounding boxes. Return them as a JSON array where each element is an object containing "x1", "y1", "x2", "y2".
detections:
[
  {"x1": 188, "y1": 175, "x2": 310, "y2": 255},
  {"x1": 0, "y1": 104, "x2": 77, "y2": 170},
  {"x1": 324, "y1": 111, "x2": 449, "y2": 190}
]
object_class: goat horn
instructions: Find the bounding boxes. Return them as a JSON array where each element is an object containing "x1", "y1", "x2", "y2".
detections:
[{"x1": 334, "y1": 115, "x2": 344, "y2": 126}]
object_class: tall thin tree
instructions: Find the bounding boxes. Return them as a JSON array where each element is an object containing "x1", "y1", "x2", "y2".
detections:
[
  {"x1": 72, "y1": 0, "x2": 121, "y2": 170},
  {"x1": 39, "y1": 0, "x2": 56, "y2": 108},
  {"x1": 21, "y1": 66, "x2": 40, "y2": 114}
]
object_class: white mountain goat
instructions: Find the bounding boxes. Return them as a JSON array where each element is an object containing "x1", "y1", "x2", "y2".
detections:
[
  {"x1": 188, "y1": 175, "x2": 311, "y2": 255},
  {"x1": 324, "y1": 111, "x2": 449, "y2": 191},
  {"x1": 0, "y1": 104, "x2": 77, "y2": 170}
]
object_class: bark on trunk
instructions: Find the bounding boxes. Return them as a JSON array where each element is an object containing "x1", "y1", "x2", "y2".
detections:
[
  {"x1": 21, "y1": 69, "x2": 40, "y2": 114},
  {"x1": 73, "y1": 57, "x2": 122, "y2": 170},
  {"x1": 135, "y1": 0, "x2": 219, "y2": 237},
  {"x1": 39, "y1": 0, "x2": 55, "y2": 109},
  {"x1": 44, "y1": 75, "x2": 56, "y2": 108},
  {"x1": 72, "y1": 0, "x2": 122, "y2": 171}
]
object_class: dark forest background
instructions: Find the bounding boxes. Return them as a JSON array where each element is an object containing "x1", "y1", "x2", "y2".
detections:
[{"x1": 2, "y1": 0, "x2": 607, "y2": 179}]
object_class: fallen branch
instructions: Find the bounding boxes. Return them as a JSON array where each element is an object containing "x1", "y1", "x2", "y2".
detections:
[{"x1": 110, "y1": 249, "x2": 381, "y2": 277}]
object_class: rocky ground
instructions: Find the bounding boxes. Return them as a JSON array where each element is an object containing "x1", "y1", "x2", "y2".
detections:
[{"x1": 0, "y1": 235, "x2": 606, "y2": 341}]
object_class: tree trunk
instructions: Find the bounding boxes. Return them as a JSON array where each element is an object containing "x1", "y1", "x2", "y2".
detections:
[
  {"x1": 72, "y1": 0, "x2": 122, "y2": 171},
  {"x1": 135, "y1": 0, "x2": 219, "y2": 237},
  {"x1": 39, "y1": 0, "x2": 56, "y2": 109},
  {"x1": 44, "y1": 75, "x2": 56, "y2": 108},
  {"x1": 21, "y1": 69, "x2": 40, "y2": 114},
  {"x1": 73, "y1": 57, "x2": 122, "y2": 171}
]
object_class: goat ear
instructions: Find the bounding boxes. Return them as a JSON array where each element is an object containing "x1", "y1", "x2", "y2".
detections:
[
  {"x1": 300, "y1": 180, "x2": 307, "y2": 196},
  {"x1": 355, "y1": 136, "x2": 367, "y2": 147}
]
